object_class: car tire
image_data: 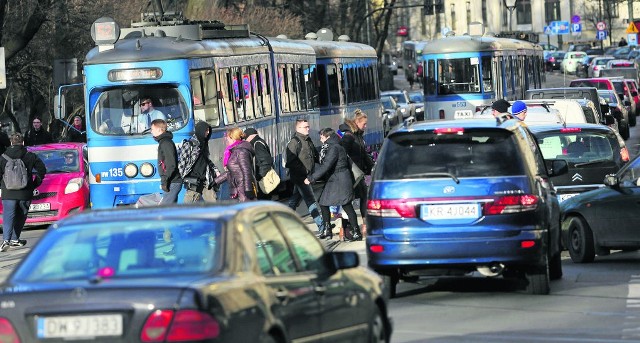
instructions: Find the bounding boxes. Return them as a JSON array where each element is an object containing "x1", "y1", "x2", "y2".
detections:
[
  {"x1": 566, "y1": 216, "x2": 596, "y2": 263},
  {"x1": 621, "y1": 119, "x2": 631, "y2": 140},
  {"x1": 369, "y1": 307, "x2": 389, "y2": 343},
  {"x1": 382, "y1": 274, "x2": 398, "y2": 299},
  {"x1": 524, "y1": 255, "x2": 550, "y2": 295},
  {"x1": 630, "y1": 113, "x2": 637, "y2": 127},
  {"x1": 549, "y1": 251, "x2": 563, "y2": 280}
]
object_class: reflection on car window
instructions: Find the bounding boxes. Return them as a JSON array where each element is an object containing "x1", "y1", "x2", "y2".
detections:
[
  {"x1": 275, "y1": 213, "x2": 325, "y2": 272},
  {"x1": 90, "y1": 86, "x2": 189, "y2": 136},
  {"x1": 12, "y1": 220, "x2": 220, "y2": 282},
  {"x1": 536, "y1": 132, "x2": 618, "y2": 165},
  {"x1": 33, "y1": 149, "x2": 80, "y2": 173},
  {"x1": 250, "y1": 213, "x2": 296, "y2": 275},
  {"x1": 620, "y1": 158, "x2": 640, "y2": 186}
]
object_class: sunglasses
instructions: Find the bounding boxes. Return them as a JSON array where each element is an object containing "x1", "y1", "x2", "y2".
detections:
[
  {"x1": 33, "y1": 121, "x2": 41, "y2": 124},
  {"x1": 140, "y1": 102, "x2": 151, "y2": 106}
]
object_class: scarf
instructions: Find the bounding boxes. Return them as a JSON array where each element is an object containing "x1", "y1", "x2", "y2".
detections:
[
  {"x1": 319, "y1": 142, "x2": 329, "y2": 164},
  {"x1": 223, "y1": 140, "x2": 243, "y2": 167}
]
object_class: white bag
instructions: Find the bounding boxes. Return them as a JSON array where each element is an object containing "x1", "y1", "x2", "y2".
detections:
[{"x1": 259, "y1": 168, "x2": 281, "y2": 194}]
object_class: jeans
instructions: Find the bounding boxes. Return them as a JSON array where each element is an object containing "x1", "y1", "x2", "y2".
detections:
[
  {"x1": 160, "y1": 182, "x2": 182, "y2": 205},
  {"x1": 288, "y1": 182, "x2": 323, "y2": 230},
  {"x1": 183, "y1": 189, "x2": 205, "y2": 203},
  {"x1": 2, "y1": 199, "x2": 30, "y2": 241}
]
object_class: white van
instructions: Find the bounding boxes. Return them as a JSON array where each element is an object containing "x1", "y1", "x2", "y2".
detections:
[{"x1": 520, "y1": 99, "x2": 594, "y2": 125}]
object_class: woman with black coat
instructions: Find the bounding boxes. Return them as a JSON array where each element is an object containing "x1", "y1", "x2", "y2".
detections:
[
  {"x1": 215, "y1": 127, "x2": 257, "y2": 202},
  {"x1": 305, "y1": 128, "x2": 361, "y2": 241}
]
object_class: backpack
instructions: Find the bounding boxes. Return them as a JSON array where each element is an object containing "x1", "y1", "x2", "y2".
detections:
[
  {"x1": 2, "y1": 153, "x2": 29, "y2": 190},
  {"x1": 177, "y1": 138, "x2": 200, "y2": 178}
]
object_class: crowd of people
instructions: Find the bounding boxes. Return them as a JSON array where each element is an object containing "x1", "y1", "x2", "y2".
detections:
[{"x1": 151, "y1": 108, "x2": 374, "y2": 242}]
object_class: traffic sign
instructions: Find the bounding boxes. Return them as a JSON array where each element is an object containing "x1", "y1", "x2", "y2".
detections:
[
  {"x1": 544, "y1": 26, "x2": 553, "y2": 35},
  {"x1": 596, "y1": 30, "x2": 608, "y2": 40},
  {"x1": 572, "y1": 23, "x2": 582, "y2": 33},
  {"x1": 571, "y1": 15, "x2": 581, "y2": 24},
  {"x1": 626, "y1": 21, "x2": 639, "y2": 34},
  {"x1": 551, "y1": 21, "x2": 570, "y2": 35},
  {"x1": 596, "y1": 21, "x2": 606, "y2": 31}
]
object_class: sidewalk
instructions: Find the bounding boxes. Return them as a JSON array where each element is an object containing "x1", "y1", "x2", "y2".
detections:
[{"x1": 298, "y1": 209, "x2": 366, "y2": 253}]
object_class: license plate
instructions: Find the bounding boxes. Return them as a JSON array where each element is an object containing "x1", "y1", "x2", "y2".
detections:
[
  {"x1": 37, "y1": 314, "x2": 123, "y2": 339},
  {"x1": 559, "y1": 193, "x2": 579, "y2": 202},
  {"x1": 421, "y1": 204, "x2": 480, "y2": 220},
  {"x1": 29, "y1": 203, "x2": 50, "y2": 212},
  {"x1": 454, "y1": 110, "x2": 473, "y2": 119}
]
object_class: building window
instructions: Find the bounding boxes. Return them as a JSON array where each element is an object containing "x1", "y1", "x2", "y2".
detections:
[
  {"x1": 516, "y1": 0, "x2": 532, "y2": 25},
  {"x1": 545, "y1": 0, "x2": 561, "y2": 23}
]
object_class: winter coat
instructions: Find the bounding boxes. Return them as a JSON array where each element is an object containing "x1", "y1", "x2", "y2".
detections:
[
  {"x1": 185, "y1": 121, "x2": 214, "y2": 183},
  {"x1": 340, "y1": 126, "x2": 374, "y2": 175},
  {"x1": 155, "y1": 131, "x2": 182, "y2": 190},
  {"x1": 215, "y1": 141, "x2": 257, "y2": 201},
  {"x1": 66, "y1": 126, "x2": 87, "y2": 143},
  {"x1": 24, "y1": 129, "x2": 53, "y2": 146},
  {"x1": 247, "y1": 135, "x2": 273, "y2": 181},
  {"x1": 286, "y1": 132, "x2": 317, "y2": 183},
  {"x1": 308, "y1": 134, "x2": 354, "y2": 206},
  {"x1": 0, "y1": 145, "x2": 46, "y2": 200}
]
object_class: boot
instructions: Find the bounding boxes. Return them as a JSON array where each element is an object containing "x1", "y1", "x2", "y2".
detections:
[
  {"x1": 349, "y1": 226, "x2": 363, "y2": 242},
  {"x1": 317, "y1": 223, "x2": 335, "y2": 240}
]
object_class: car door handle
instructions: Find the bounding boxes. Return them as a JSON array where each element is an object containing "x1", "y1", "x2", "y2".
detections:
[{"x1": 314, "y1": 285, "x2": 326, "y2": 295}]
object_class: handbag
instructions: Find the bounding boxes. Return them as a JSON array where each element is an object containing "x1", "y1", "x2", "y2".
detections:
[
  {"x1": 258, "y1": 168, "x2": 281, "y2": 194},
  {"x1": 350, "y1": 159, "x2": 365, "y2": 189}
]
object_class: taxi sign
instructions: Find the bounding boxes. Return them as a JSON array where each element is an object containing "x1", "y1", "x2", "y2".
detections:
[{"x1": 627, "y1": 22, "x2": 639, "y2": 34}]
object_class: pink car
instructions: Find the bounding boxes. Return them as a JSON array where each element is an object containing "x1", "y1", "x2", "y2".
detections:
[{"x1": 0, "y1": 142, "x2": 89, "y2": 227}]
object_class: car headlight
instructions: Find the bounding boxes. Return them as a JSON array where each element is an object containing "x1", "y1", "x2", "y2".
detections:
[
  {"x1": 415, "y1": 107, "x2": 424, "y2": 112},
  {"x1": 65, "y1": 177, "x2": 84, "y2": 194},
  {"x1": 140, "y1": 162, "x2": 155, "y2": 177},
  {"x1": 124, "y1": 163, "x2": 138, "y2": 178},
  {"x1": 400, "y1": 108, "x2": 407, "y2": 113}
]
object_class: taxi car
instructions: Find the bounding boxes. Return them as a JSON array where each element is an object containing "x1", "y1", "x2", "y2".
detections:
[{"x1": 0, "y1": 202, "x2": 392, "y2": 342}]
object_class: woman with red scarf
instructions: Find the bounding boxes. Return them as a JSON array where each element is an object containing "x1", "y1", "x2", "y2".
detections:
[
  {"x1": 214, "y1": 127, "x2": 257, "y2": 202},
  {"x1": 66, "y1": 115, "x2": 86, "y2": 143}
]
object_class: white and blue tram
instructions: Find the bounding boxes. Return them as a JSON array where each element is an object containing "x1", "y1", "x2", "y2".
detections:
[
  {"x1": 83, "y1": 16, "x2": 382, "y2": 208},
  {"x1": 402, "y1": 40, "x2": 428, "y2": 82},
  {"x1": 421, "y1": 35, "x2": 545, "y2": 121}
]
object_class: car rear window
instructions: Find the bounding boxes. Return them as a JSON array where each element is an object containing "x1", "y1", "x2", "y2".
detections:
[
  {"x1": 570, "y1": 80, "x2": 611, "y2": 90},
  {"x1": 377, "y1": 129, "x2": 525, "y2": 179},
  {"x1": 535, "y1": 130, "x2": 619, "y2": 165}
]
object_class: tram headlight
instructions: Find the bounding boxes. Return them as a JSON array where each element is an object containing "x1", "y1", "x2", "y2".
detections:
[
  {"x1": 124, "y1": 163, "x2": 138, "y2": 178},
  {"x1": 140, "y1": 162, "x2": 155, "y2": 177}
]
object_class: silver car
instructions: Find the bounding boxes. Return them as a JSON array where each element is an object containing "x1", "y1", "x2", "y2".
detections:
[
  {"x1": 588, "y1": 56, "x2": 615, "y2": 77},
  {"x1": 380, "y1": 90, "x2": 415, "y2": 119}
]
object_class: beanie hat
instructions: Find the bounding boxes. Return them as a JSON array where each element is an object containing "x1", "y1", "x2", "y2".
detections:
[
  {"x1": 491, "y1": 99, "x2": 510, "y2": 113},
  {"x1": 244, "y1": 127, "x2": 258, "y2": 136},
  {"x1": 511, "y1": 100, "x2": 527, "y2": 115}
]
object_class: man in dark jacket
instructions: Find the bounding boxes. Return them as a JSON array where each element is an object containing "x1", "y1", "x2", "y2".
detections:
[
  {"x1": 0, "y1": 132, "x2": 46, "y2": 251},
  {"x1": 244, "y1": 127, "x2": 274, "y2": 199},
  {"x1": 151, "y1": 119, "x2": 182, "y2": 204},
  {"x1": 182, "y1": 121, "x2": 220, "y2": 203},
  {"x1": 286, "y1": 119, "x2": 326, "y2": 233},
  {"x1": 24, "y1": 117, "x2": 53, "y2": 146}
]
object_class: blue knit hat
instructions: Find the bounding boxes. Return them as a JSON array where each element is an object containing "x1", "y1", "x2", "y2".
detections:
[{"x1": 511, "y1": 100, "x2": 527, "y2": 116}]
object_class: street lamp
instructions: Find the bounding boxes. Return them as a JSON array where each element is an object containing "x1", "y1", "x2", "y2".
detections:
[{"x1": 505, "y1": 0, "x2": 517, "y2": 32}]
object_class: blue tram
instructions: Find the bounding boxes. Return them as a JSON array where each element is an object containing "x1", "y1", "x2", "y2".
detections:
[
  {"x1": 82, "y1": 16, "x2": 382, "y2": 208},
  {"x1": 420, "y1": 35, "x2": 545, "y2": 121}
]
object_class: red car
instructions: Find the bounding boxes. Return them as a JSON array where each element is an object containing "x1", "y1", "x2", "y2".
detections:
[{"x1": 0, "y1": 142, "x2": 89, "y2": 227}]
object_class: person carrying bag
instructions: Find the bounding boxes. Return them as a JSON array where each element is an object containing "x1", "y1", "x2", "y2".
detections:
[{"x1": 244, "y1": 128, "x2": 280, "y2": 198}]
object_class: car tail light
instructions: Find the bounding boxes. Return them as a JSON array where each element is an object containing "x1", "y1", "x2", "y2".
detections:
[
  {"x1": 0, "y1": 317, "x2": 21, "y2": 343},
  {"x1": 621, "y1": 147, "x2": 630, "y2": 162},
  {"x1": 483, "y1": 195, "x2": 539, "y2": 215},
  {"x1": 367, "y1": 199, "x2": 417, "y2": 218},
  {"x1": 141, "y1": 309, "x2": 220, "y2": 342},
  {"x1": 549, "y1": 57, "x2": 555, "y2": 62},
  {"x1": 434, "y1": 127, "x2": 464, "y2": 135},
  {"x1": 370, "y1": 245, "x2": 384, "y2": 253},
  {"x1": 521, "y1": 241, "x2": 536, "y2": 248},
  {"x1": 594, "y1": 66, "x2": 600, "y2": 71},
  {"x1": 439, "y1": 109, "x2": 445, "y2": 119},
  {"x1": 560, "y1": 127, "x2": 581, "y2": 133}
]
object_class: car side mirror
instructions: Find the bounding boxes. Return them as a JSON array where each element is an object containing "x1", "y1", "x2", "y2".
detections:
[
  {"x1": 329, "y1": 251, "x2": 359, "y2": 270},
  {"x1": 604, "y1": 174, "x2": 619, "y2": 187},
  {"x1": 547, "y1": 159, "x2": 569, "y2": 177}
]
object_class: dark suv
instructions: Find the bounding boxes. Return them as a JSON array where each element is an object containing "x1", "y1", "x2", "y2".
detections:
[{"x1": 366, "y1": 119, "x2": 568, "y2": 297}]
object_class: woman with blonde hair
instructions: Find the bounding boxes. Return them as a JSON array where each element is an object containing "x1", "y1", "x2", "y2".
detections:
[
  {"x1": 339, "y1": 109, "x2": 374, "y2": 239},
  {"x1": 214, "y1": 127, "x2": 257, "y2": 201}
]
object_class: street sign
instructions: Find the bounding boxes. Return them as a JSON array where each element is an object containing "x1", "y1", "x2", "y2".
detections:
[
  {"x1": 596, "y1": 30, "x2": 608, "y2": 40},
  {"x1": 572, "y1": 23, "x2": 582, "y2": 33},
  {"x1": 544, "y1": 26, "x2": 553, "y2": 35},
  {"x1": 627, "y1": 21, "x2": 639, "y2": 34},
  {"x1": 571, "y1": 15, "x2": 581, "y2": 24},
  {"x1": 551, "y1": 21, "x2": 570, "y2": 35},
  {"x1": 629, "y1": 33, "x2": 638, "y2": 46},
  {"x1": 596, "y1": 21, "x2": 606, "y2": 31}
]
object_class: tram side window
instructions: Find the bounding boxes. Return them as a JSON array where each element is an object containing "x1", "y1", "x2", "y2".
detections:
[
  {"x1": 481, "y1": 57, "x2": 492, "y2": 92},
  {"x1": 288, "y1": 64, "x2": 299, "y2": 112},
  {"x1": 278, "y1": 64, "x2": 290, "y2": 113},
  {"x1": 426, "y1": 60, "x2": 436, "y2": 95},
  {"x1": 327, "y1": 64, "x2": 341, "y2": 105},
  {"x1": 506, "y1": 57, "x2": 513, "y2": 95},
  {"x1": 219, "y1": 68, "x2": 236, "y2": 125},
  {"x1": 189, "y1": 70, "x2": 220, "y2": 127},
  {"x1": 259, "y1": 64, "x2": 273, "y2": 117},
  {"x1": 338, "y1": 64, "x2": 346, "y2": 105},
  {"x1": 297, "y1": 65, "x2": 308, "y2": 110},
  {"x1": 251, "y1": 66, "x2": 263, "y2": 118},
  {"x1": 241, "y1": 66, "x2": 255, "y2": 120},
  {"x1": 317, "y1": 64, "x2": 329, "y2": 107},
  {"x1": 303, "y1": 64, "x2": 318, "y2": 109},
  {"x1": 356, "y1": 67, "x2": 364, "y2": 102}
]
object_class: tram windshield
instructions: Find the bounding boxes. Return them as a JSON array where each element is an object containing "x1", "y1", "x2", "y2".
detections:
[
  {"x1": 437, "y1": 57, "x2": 487, "y2": 95},
  {"x1": 90, "y1": 86, "x2": 189, "y2": 136}
]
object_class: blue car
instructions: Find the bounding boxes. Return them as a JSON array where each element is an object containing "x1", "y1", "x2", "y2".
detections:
[{"x1": 365, "y1": 119, "x2": 569, "y2": 296}]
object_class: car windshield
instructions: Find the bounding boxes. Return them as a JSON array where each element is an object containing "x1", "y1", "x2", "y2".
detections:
[
  {"x1": 12, "y1": 219, "x2": 221, "y2": 282},
  {"x1": 385, "y1": 92, "x2": 408, "y2": 104},
  {"x1": 32, "y1": 149, "x2": 80, "y2": 173},
  {"x1": 598, "y1": 91, "x2": 619, "y2": 104},
  {"x1": 596, "y1": 58, "x2": 614, "y2": 65},
  {"x1": 409, "y1": 92, "x2": 424, "y2": 102},
  {"x1": 381, "y1": 98, "x2": 394, "y2": 109},
  {"x1": 90, "y1": 85, "x2": 189, "y2": 136},
  {"x1": 376, "y1": 129, "x2": 525, "y2": 179},
  {"x1": 535, "y1": 130, "x2": 620, "y2": 165}
]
